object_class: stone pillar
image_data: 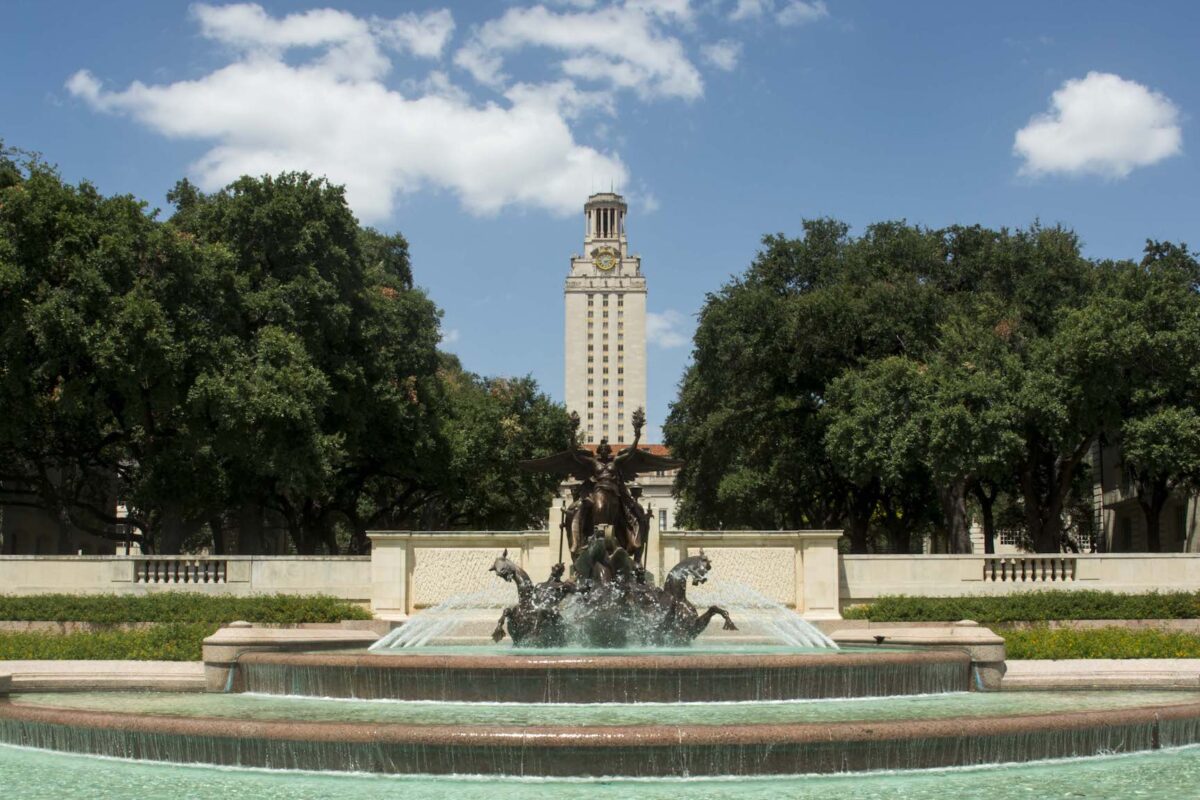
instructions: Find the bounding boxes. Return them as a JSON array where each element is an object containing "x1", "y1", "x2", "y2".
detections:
[
  {"x1": 369, "y1": 532, "x2": 411, "y2": 619},
  {"x1": 0, "y1": 672, "x2": 11, "y2": 697},
  {"x1": 645, "y1": 507, "x2": 662, "y2": 583},
  {"x1": 798, "y1": 531, "x2": 843, "y2": 620}
]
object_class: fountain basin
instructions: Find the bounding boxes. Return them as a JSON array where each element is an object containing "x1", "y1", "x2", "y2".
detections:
[
  {"x1": 3, "y1": 697, "x2": 1200, "y2": 777},
  {"x1": 230, "y1": 648, "x2": 971, "y2": 703}
]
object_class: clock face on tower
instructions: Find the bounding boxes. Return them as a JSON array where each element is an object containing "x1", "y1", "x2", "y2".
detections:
[{"x1": 592, "y1": 246, "x2": 618, "y2": 271}]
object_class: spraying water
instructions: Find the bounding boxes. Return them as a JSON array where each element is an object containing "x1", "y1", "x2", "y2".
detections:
[
  {"x1": 691, "y1": 582, "x2": 838, "y2": 649},
  {"x1": 370, "y1": 579, "x2": 837, "y2": 651},
  {"x1": 370, "y1": 584, "x2": 511, "y2": 650}
]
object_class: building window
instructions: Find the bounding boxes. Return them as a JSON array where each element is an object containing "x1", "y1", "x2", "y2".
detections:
[
  {"x1": 617, "y1": 368, "x2": 624, "y2": 375},
  {"x1": 587, "y1": 402, "x2": 593, "y2": 408},
  {"x1": 587, "y1": 294, "x2": 594, "y2": 305},
  {"x1": 602, "y1": 295, "x2": 609, "y2": 306},
  {"x1": 587, "y1": 310, "x2": 593, "y2": 318},
  {"x1": 658, "y1": 510, "x2": 667, "y2": 529},
  {"x1": 587, "y1": 413, "x2": 594, "y2": 420},
  {"x1": 618, "y1": 295, "x2": 624, "y2": 306}
]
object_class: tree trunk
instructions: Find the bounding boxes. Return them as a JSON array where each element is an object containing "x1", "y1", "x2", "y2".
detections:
[
  {"x1": 971, "y1": 480, "x2": 997, "y2": 555},
  {"x1": 237, "y1": 504, "x2": 265, "y2": 555},
  {"x1": 209, "y1": 514, "x2": 227, "y2": 555},
  {"x1": 1019, "y1": 434, "x2": 1093, "y2": 552},
  {"x1": 1135, "y1": 476, "x2": 1171, "y2": 553},
  {"x1": 1140, "y1": 500, "x2": 1163, "y2": 553},
  {"x1": 157, "y1": 505, "x2": 188, "y2": 555},
  {"x1": 939, "y1": 480, "x2": 972, "y2": 554},
  {"x1": 845, "y1": 481, "x2": 878, "y2": 554}
]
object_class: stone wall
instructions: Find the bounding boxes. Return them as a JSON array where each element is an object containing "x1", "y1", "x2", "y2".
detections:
[
  {"x1": 841, "y1": 552, "x2": 1200, "y2": 606},
  {"x1": 0, "y1": 555, "x2": 370, "y2": 601},
  {"x1": 7, "y1": 536, "x2": 1200, "y2": 620}
]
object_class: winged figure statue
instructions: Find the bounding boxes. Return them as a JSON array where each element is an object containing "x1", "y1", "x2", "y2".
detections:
[{"x1": 521, "y1": 407, "x2": 682, "y2": 575}]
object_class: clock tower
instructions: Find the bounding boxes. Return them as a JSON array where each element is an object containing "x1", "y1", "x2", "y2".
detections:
[{"x1": 564, "y1": 192, "x2": 647, "y2": 444}]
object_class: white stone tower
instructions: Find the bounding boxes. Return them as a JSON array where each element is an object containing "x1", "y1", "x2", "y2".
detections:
[{"x1": 564, "y1": 192, "x2": 647, "y2": 444}]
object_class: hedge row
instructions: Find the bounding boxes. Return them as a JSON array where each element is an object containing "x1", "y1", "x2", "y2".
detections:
[
  {"x1": 842, "y1": 591, "x2": 1200, "y2": 622},
  {"x1": 0, "y1": 594, "x2": 372, "y2": 624},
  {"x1": 1003, "y1": 626, "x2": 1200, "y2": 659},
  {"x1": 0, "y1": 624, "x2": 215, "y2": 661}
]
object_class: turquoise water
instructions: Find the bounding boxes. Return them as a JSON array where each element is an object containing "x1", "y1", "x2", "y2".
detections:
[
  {"x1": 4, "y1": 741, "x2": 1200, "y2": 799},
  {"x1": 361, "y1": 643, "x2": 867, "y2": 657},
  {"x1": 14, "y1": 689, "x2": 1200, "y2": 727}
]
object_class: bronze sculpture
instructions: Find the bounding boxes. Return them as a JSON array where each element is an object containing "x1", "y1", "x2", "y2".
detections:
[
  {"x1": 521, "y1": 407, "x2": 677, "y2": 573},
  {"x1": 491, "y1": 407, "x2": 736, "y2": 647}
]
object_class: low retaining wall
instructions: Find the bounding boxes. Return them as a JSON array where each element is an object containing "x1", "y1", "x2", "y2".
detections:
[
  {"x1": 368, "y1": 530, "x2": 842, "y2": 619},
  {"x1": 0, "y1": 556, "x2": 370, "y2": 601},
  {"x1": 841, "y1": 553, "x2": 1200, "y2": 606},
  {"x1": 7, "y1": 538, "x2": 1200, "y2": 621}
]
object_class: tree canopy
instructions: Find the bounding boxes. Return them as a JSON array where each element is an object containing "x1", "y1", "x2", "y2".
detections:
[
  {"x1": 0, "y1": 149, "x2": 570, "y2": 554},
  {"x1": 666, "y1": 220, "x2": 1200, "y2": 553}
]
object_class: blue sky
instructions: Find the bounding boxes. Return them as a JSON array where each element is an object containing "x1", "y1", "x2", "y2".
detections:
[{"x1": 3, "y1": 0, "x2": 1197, "y2": 440}]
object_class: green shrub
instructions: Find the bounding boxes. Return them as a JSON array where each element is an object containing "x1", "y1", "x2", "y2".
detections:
[
  {"x1": 843, "y1": 591, "x2": 1200, "y2": 622},
  {"x1": 1003, "y1": 626, "x2": 1200, "y2": 659},
  {"x1": 0, "y1": 624, "x2": 215, "y2": 661},
  {"x1": 0, "y1": 594, "x2": 371, "y2": 625}
]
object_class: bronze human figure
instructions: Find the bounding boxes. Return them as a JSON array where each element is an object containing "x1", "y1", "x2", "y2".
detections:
[
  {"x1": 496, "y1": 409, "x2": 736, "y2": 647},
  {"x1": 522, "y1": 407, "x2": 680, "y2": 568}
]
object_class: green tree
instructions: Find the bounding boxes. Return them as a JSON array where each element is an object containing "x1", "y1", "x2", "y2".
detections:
[
  {"x1": 0, "y1": 147, "x2": 226, "y2": 551},
  {"x1": 1093, "y1": 242, "x2": 1200, "y2": 550},
  {"x1": 666, "y1": 220, "x2": 949, "y2": 551}
]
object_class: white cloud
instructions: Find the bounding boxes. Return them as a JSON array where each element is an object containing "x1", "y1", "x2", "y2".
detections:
[
  {"x1": 441, "y1": 328, "x2": 461, "y2": 345},
  {"x1": 701, "y1": 39, "x2": 741, "y2": 71},
  {"x1": 776, "y1": 0, "x2": 828, "y2": 26},
  {"x1": 66, "y1": 4, "x2": 627, "y2": 222},
  {"x1": 1014, "y1": 71, "x2": 1182, "y2": 179},
  {"x1": 730, "y1": 0, "x2": 827, "y2": 25},
  {"x1": 454, "y1": 4, "x2": 703, "y2": 100},
  {"x1": 378, "y1": 10, "x2": 456, "y2": 59},
  {"x1": 729, "y1": 0, "x2": 768, "y2": 21},
  {"x1": 646, "y1": 310, "x2": 691, "y2": 348}
]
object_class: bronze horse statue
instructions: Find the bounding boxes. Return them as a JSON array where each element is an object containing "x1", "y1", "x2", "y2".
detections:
[
  {"x1": 490, "y1": 547, "x2": 737, "y2": 648},
  {"x1": 655, "y1": 550, "x2": 737, "y2": 643},
  {"x1": 488, "y1": 550, "x2": 569, "y2": 647}
]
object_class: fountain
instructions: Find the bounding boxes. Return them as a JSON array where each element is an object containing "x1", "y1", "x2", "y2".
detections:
[{"x1": 2, "y1": 408, "x2": 1200, "y2": 790}]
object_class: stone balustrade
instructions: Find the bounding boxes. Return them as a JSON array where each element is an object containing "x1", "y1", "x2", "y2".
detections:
[
  {"x1": 841, "y1": 552, "x2": 1200, "y2": 605},
  {"x1": 6, "y1": 535, "x2": 1200, "y2": 619}
]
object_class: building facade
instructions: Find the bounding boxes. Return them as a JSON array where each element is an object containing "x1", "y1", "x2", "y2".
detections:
[
  {"x1": 564, "y1": 192, "x2": 647, "y2": 446},
  {"x1": 555, "y1": 193, "x2": 681, "y2": 541}
]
